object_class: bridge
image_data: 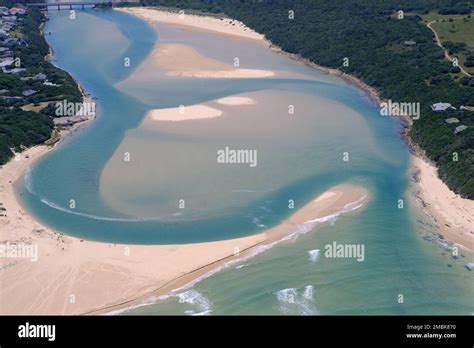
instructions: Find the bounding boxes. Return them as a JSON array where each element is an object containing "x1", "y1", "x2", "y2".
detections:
[{"x1": 26, "y1": 1, "x2": 125, "y2": 11}]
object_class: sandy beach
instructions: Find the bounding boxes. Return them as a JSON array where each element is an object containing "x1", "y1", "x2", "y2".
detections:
[
  {"x1": 145, "y1": 95, "x2": 257, "y2": 122},
  {"x1": 116, "y1": 7, "x2": 265, "y2": 41},
  {"x1": 118, "y1": 9, "x2": 275, "y2": 79},
  {"x1": 147, "y1": 104, "x2": 223, "y2": 122},
  {"x1": 410, "y1": 156, "x2": 474, "y2": 251},
  {"x1": 152, "y1": 43, "x2": 274, "y2": 79},
  {"x1": 0, "y1": 143, "x2": 367, "y2": 315},
  {"x1": 216, "y1": 96, "x2": 256, "y2": 105},
  {"x1": 2, "y1": 5, "x2": 472, "y2": 317}
]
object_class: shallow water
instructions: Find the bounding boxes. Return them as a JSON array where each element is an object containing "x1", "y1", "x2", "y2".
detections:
[{"x1": 16, "y1": 9, "x2": 474, "y2": 314}]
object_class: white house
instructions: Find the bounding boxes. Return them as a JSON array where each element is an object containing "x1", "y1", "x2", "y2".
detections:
[
  {"x1": 454, "y1": 125, "x2": 468, "y2": 135},
  {"x1": 0, "y1": 57, "x2": 14, "y2": 67},
  {"x1": 431, "y1": 102, "x2": 455, "y2": 112},
  {"x1": 445, "y1": 118, "x2": 460, "y2": 124}
]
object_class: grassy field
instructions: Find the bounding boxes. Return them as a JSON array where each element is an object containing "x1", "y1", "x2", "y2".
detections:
[{"x1": 421, "y1": 11, "x2": 474, "y2": 75}]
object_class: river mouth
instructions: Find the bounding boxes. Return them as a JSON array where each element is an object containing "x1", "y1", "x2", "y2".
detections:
[
  {"x1": 5, "y1": 7, "x2": 473, "y2": 317},
  {"x1": 18, "y1": 8, "x2": 406, "y2": 244}
]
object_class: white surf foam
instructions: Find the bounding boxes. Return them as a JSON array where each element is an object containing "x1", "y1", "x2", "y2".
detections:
[
  {"x1": 39, "y1": 197, "x2": 163, "y2": 222},
  {"x1": 275, "y1": 285, "x2": 318, "y2": 315},
  {"x1": 308, "y1": 249, "x2": 320, "y2": 263},
  {"x1": 177, "y1": 290, "x2": 213, "y2": 316},
  {"x1": 104, "y1": 294, "x2": 168, "y2": 315},
  {"x1": 251, "y1": 216, "x2": 266, "y2": 228},
  {"x1": 106, "y1": 194, "x2": 366, "y2": 314},
  {"x1": 24, "y1": 166, "x2": 35, "y2": 194},
  {"x1": 23, "y1": 170, "x2": 167, "y2": 222}
]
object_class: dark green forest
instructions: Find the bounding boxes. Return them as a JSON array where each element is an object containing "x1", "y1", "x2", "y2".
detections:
[{"x1": 140, "y1": 0, "x2": 474, "y2": 198}]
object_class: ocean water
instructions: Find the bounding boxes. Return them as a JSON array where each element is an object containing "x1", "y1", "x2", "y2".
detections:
[{"x1": 16, "y1": 9, "x2": 473, "y2": 314}]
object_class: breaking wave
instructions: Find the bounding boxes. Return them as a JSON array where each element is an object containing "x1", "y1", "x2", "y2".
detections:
[
  {"x1": 110, "y1": 194, "x2": 366, "y2": 314},
  {"x1": 275, "y1": 285, "x2": 318, "y2": 315},
  {"x1": 308, "y1": 249, "x2": 320, "y2": 263}
]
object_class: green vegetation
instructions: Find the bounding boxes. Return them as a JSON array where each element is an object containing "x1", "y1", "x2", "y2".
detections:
[
  {"x1": 422, "y1": 11, "x2": 474, "y2": 74},
  {"x1": 141, "y1": 0, "x2": 474, "y2": 197},
  {"x1": 0, "y1": 108, "x2": 53, "y2": 163},
  {"x1": 0, "y1": 6, "x2": 83, "y2": 165}
]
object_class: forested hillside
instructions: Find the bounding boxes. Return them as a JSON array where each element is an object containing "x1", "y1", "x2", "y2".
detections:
[
  {"x1": 0, "y1": 6, "x2": 82, "y2": 164},
  {"x1": 142, "y1": 0, "x2": 474, "y2": 198}
]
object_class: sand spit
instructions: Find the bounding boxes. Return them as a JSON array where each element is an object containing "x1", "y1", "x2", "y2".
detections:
[
  {"x1": 0, "y1": 157, "x2": 367, "y2": 315},
  {"x1": 147, "y1": 104, "x2": 223, "y2": 122},
  {"x1": 153, "y1": 43, "x2": 274, "y2": 79},
  {"x1": 216, "y1": 96, "x2": 256, "y2": 106},
  {"x1": 117, "y1": 7, "x2": 265, "y2": 41}
]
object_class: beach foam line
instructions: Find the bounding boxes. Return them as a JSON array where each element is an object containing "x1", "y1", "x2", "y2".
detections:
[
  {"x1": 25, "y1": 170, "x2": 176, "y2": 222},
  {"x1": 38, "y1": 197, "x2": 165, "y2": 222},
  {"x1": 105, "y1": 289, "x2": 213, "y2": 316},
  {"x1": 106, "y1": 193, "x2": 366, "y2": 315}
]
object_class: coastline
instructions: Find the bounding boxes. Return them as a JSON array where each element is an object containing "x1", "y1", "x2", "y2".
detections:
[
  {"x1": 118, "y1": 6, "x2": 472, "y2": 251},
  {"x1": 2, "y1": 6, "x2": 472, "y2": 315},
  {"x1": 0, "y1": 154, "x2": 367, "y2": 314},
  {"x1": 409, "y1": 156, "x2": 474, "y2": 251},
  {"x1": 90, "y1": 184, "x2": 369, "y2": 315}
]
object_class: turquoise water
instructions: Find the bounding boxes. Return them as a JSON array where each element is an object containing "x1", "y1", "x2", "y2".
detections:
[{"x1": 17, "y1": 9, "x2": 473, "y2": 314}]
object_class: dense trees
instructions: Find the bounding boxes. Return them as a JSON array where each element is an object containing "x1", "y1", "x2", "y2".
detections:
[
  {"x1": 143, "y1": 0, "x2": 474, "y2": 198},
  {"x1": 0, "y1": 8, "x2": 82, "y2": 164},
  {"x1": 0, "y1": 108, "x2": 53, "y2": 163}
]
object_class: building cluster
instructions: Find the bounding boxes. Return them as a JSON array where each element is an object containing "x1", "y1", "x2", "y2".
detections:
[
  {"x1": 0, "y1": 5, "x2": 59, "y2": 105},
  {"x1": 0, "y1": 5, "x2": 27, "y2": 78},
  {"x1": 431, "y1": 102, "x2": 470, "y2": 135}
]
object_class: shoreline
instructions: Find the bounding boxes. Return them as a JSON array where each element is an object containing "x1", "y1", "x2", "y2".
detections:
[
  {"x1": 0, "y1": 159, "x2": 368, "y2": 314},
  {"x1": 234, "y1": 16, "x2": 474, "y2": 252},
  {"x1": 118, "y1": 6, "x2": 472, "y2": 251},
  {"x1": 90, "y1": 184, "x2": 369, "y2": 315},
  {"x1": 409, "y1": 156, "x2": 474, "y2": 251},
  {"x1": 1, "y1": 6, "x2": 471, "y2": 315}
]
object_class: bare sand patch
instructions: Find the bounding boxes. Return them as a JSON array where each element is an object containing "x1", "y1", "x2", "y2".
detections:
[
  {"x1": 216, "y1": 96, "x2": 256, "y2": 106},
  {"x1": 20, "y1": 101, "x2": 53, "y2": 113},
  {"x1": 314, "y1": 191, "x2": 337, "y2": 202},
  {"x1": 153, "y1": 44, "x2": 230, "y2": 71},
  {"x1": 147, "y1": 104, "x2": 223, "y2": 122},
  {"x1": 116, "y1": 7, "x2": 265, "y2": 41},
  {"x1": 153, "y1": 43, "x2": 275, "y2": 79}
]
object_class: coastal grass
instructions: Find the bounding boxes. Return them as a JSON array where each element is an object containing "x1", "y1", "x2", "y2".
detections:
[{"x1": 422, "y1": 11, "x2": 474, "y2": 74}]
